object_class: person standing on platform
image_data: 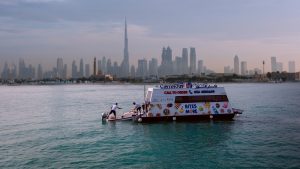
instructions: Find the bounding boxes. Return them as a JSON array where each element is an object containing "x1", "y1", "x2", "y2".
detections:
[
  {"x1": 133, "y1": 102, "x2": 142, "y2": 114},
  {"x1": 110, "y1": 103, "x2": 122, "y2": 117}
]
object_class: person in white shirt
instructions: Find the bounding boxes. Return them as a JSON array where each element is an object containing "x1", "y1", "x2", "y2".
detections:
[
  {"x1": 110, "y1": 103, "x2": 122, "y2": 117},
  {"x1": 133, "y1": 102, "x2": 142, "y2": 114}
]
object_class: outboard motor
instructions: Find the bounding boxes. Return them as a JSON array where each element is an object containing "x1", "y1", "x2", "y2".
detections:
[{"x1": 101, "y1": 112, "x2": 108, "y2": 120}]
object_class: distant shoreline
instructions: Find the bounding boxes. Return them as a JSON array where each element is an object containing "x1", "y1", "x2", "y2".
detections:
[{"x1": 1, "y1": 80, "x2": 299, "y2": 86}]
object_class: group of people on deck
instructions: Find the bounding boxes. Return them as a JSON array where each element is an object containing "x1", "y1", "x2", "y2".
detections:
[{"x1": 109, "y1": 101, "x2": 148, "y2": 118}]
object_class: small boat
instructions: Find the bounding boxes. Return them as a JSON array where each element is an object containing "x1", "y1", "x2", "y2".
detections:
[
  {"x1": 232, "y1": 108, "x2": 243, "y2": 115},
  {"x1": 102, "y1": 111, "x2": 136, "y2": 121},
  {"x1": 120, "y1": 111, "x2": 136, "y2": 120}
]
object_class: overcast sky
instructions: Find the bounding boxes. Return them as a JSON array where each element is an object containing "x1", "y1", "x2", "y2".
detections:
[{"x1": 1, "y1": 0, "x2": 300, "y2": 72}]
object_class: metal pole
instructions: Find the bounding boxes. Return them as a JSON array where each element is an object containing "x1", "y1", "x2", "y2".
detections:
[
  {"x1": 263, "y1": 60, "x2": 265, "y2": 79},
  {"x1": 144, "y1": 83, "x2": 146, "y2": 101}
]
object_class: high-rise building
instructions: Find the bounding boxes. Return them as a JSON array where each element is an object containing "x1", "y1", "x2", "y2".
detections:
[
  {"x1": 148, "y1": 58, "x2": 158, "y2": 76},
  {"x1": 63, "y1": 64, "x2": 67, "y2": 79},
  {"x1": 113, "y1": 61, "x2": 120, "y2": 76},
  {"x1": 98, "y1": 60, "x2": 102, "y2": 75},
  {"x1": 18, "y1": 58, "x2": 25, "y2": 79},
  {"x1": 224, "y1": 66, "x2": 231, "y2": 74},
  {"x1": 277, "y1": 62, "x2": 283, "y2": 72},
  {"x1": 130, "y1": 65, "x2": 135, "y2": 78},
  {"x1": 56, "y1": 58, "x2": 63, "y2": 79},
  {"x1": 120, "y1": 18, "x2": 130, "y2": 77},
  {"x1": 72, "y1": 60, "x2": 78, "y2": 79},
  {"x1": 189, "y1": 47, "x2": 196, "y2": 74},
  {"x1": 136, "y1": 59, "x2": 148, "y2": 78},
  {"x1": 101, "y1": 56, "x2": 107, "y2": 74},
  {"x1": 27, "y1": 64, "x2": 35, "y2": 80},
  {"x1": 93, "y1": 57, "x2": 96, "y2": 76},
  {"x1": 11, "y1": 64, "x2": 17, "y2": 80},
  {"x1": 234, "y1": 55, "x2": 239, "y2": 75},
  {"x1": 106, "y1": 59, "x2": 112, "y2": 75},
  {"x1": 37, "y1": 64, "x2": 43, "y2": 80},
  {"x1": 18, "y1": 59, "x2": 36, "y2": 80},
  {"x1": 159, "y1": 47, "x2": 166, "y2": 76},
  {"x1": 166, "y1": 46, "x2": 173, "y2": 75},
  {"x1": 182, "y1": 48, "x2": 189, "y2": 74},
  {"x1": 241, "y1": 61, "x2": 247, "y2": 75},
  {"x1": 2, "y1": 62, "x2": 17, "y2": 80},
  {"x1": 174, "y1": 56, "x2": 183, "y2": 75},
  {"x1": 1, "y1": 62, "x2": 9, "y2": 80},
  {"x1": 197, "y1": 60, "x2": 203, "y2": 74},
  {"x1": 288, "y1": 61, "x2": 295, "y2": 73},
  {"x1": 85, "y1": 64, "x2": 90, "y2": 77},
  {"x1": 79, "y1": 58, "x2": 84, "y2": 77},
  {"x1": 271, "y1": 56, "x2": 277, "y2": 72},
  {"x1": 159, "y1": 46, "x2": 173, "y2": 76}
]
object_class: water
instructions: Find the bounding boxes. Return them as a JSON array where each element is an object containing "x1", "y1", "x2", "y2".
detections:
[{"x1": 0, "y1": 83, "x2": 299, "y2": 168}]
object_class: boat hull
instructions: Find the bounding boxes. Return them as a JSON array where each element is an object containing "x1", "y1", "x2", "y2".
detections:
[{"x1": 134, "y1": 113, "x2": 235, "y2": 123}]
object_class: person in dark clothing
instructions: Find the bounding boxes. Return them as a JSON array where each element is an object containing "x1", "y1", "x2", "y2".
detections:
[
  {"x1": 110, "y1": 103, "x2": 122, "y2": 117},
  {"x1": 133, "y1": 102, "x2": 142, "y2": 114}
]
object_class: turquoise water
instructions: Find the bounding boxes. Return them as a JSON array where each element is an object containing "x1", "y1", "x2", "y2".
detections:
[{"x1": 0, "y1": 83, "x2": 299, "y2": 168}]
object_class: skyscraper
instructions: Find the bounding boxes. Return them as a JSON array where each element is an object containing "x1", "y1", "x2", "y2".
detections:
[
  {"x1": 1, "y1": 62, "x2": 9, "y2": 80},
  {"x1": 101, "y1": 56, "x2": 107, "y2": 74},
  {"x1": 277, "y1": 62, "x2": 283, "y2": 72},
  {"x1": 148, "y1": 58, "x2": 158, "y2": 76},
  {"x1": 271, "y1": 56, "x2": 277, "y2": 72},
  {"x1": 37, "y1": 64, "x2": 43, "y2": 80},
  {"x1": 224, "y1": 66, "x2": 231, "y2": 74},
  {"x1": 189, "y1": 47, "x2": 196, "y2": 74},
  {"x1": 241, "y1": 61, "x2": 247, "y2": 75},
  {"x1": 136, "y1": 59, "x2": 148, "y2": 78},
  {"x1": 19, "y1": 58, "x2": 25, "y2": 79},
  {"x1": 106, "y1": 59, "x2": 112, "y2": 75},
  {"x1": 63, "y1": 64, "x2": 67, "y2": 79},
  {"x1": 120, "y1": 18, "x2": 130, "y2": 77},
  {"x1": 98, "y1": 60, "x2": 102, "y2": 75},
  {"x1": 166, "y1": 46, "x2": 173, "y2": 75},
  {"x1": 93, "y1": 57, "x2": 96, "y2": 76},
  {"x1": 182, "y1": 48, "x2": 189, "y2": 74},
  {"x1": 175, "y1": 56, "x2": 183, "y2": 75},
  {"x1": 79, "y1": 58, "x2": 84, "y2": 77},
  {"x1": 56, "y1": 58, "x2": 63, "y2": 79},
  {"x1": 72, "y1": 60, "x2": 78, "y2": 79},
  {"x1": 198, "y1": 60, "x2": 203, "y2": 74},
  {"x1": 2, "y1": 63, "x2": 17, "y2": 80},
  {"x1": 159, "y1": 46, "x2": 173, "y2": 76},
  {"x1": 234, "y1": 55, "x2": 239, "y2": 75},
  {"x1": 85, "y1": 64, "x2": 90, "y2": 77},
  {"x1": 113, "y1": 61, "x2": 119, "y2": 76},
  {"x1": 28, "y1": 64, "x2": 35, "y2": 80},
  {"x1": 130, "y1": 65, "x2": 135, "y2": 78},
  {"x1": 288, "y1": 61, "x2": 295, "y2": 73}
]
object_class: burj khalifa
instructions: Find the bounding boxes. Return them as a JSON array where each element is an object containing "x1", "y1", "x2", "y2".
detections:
[{"x1": 120, "y1": 18, "x2": 129, "y2": 77}]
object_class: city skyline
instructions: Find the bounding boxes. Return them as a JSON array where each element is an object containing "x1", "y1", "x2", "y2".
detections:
[
  {"x1": 2, "y1": 47, "x2": 298, "y2": 80},
  {"x1": 1, "y1": 0, "x2": 300, "y2": 72}
]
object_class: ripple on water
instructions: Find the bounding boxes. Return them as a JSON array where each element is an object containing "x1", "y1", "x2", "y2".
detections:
[{"x1": 0, "y1": 84, "x2": 300, "y2": 168}]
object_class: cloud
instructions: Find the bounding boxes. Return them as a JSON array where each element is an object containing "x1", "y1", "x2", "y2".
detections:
[
  {"x1": 23, "y1": 0, "x2": 66, "y2": 3},
  {"x1": 0, "y1": 0, "x2": 66, "y2": 5}
]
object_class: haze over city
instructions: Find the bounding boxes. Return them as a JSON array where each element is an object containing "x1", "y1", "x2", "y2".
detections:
[{"x1": 1, "y1": 0, "x2": 300, "y2": 73}]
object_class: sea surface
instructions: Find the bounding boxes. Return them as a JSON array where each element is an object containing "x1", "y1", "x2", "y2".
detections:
[{"x1": 0, "y1": 83, "x2": 299, "y2": 169}]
